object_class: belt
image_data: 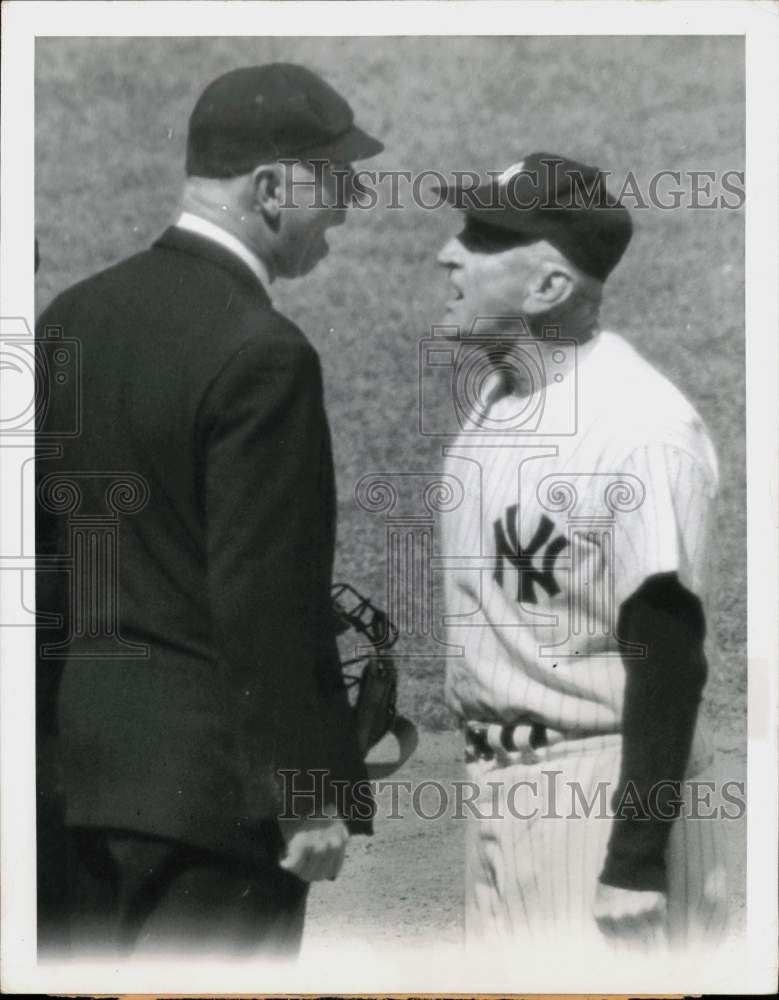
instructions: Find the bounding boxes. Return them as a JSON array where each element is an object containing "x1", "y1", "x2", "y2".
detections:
[{"x1": 464, "y1": 719, "x2": 566, "y2": 763}]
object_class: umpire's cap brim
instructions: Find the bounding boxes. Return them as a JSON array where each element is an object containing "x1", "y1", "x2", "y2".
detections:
[{"x1": 301, "y1": 123, "x2": 384, "y2": 163}]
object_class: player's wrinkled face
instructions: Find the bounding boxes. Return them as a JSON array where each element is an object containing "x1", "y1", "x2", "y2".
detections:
[
  {"x1": 437, "y1": 231, "x2": 544, "y2": 335},
  {"x1": 276, "y1": 160, "x2": 349, "y2": 278}
]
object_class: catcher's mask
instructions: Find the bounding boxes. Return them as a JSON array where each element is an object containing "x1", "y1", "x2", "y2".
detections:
[{"x1": 332, "y1": 582, "x2": 417, "y2": 777}]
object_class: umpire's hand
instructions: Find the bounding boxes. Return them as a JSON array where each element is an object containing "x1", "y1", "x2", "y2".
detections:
[
  {"x1": 594, "y1": 883, "x2": 668, "y2": 947},
  {"x1": 279, "y1": 814, "x2": 349, "y2": 882}
]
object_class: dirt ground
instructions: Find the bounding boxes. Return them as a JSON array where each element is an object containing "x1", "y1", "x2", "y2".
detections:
[{"x1": 303, "y1": 729, "x2": 747, "y2": 954}]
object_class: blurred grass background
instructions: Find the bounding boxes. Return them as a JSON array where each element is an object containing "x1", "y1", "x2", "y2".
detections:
[{"x1": 35, "y1": 36, "x2": 745, "y2": 748}]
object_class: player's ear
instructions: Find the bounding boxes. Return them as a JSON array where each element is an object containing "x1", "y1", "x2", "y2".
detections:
[{"x1": 522, "y1": 265, "x2": 575, "y2": 315}]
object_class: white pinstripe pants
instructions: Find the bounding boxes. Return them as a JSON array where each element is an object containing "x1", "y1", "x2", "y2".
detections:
[{"x1": 464, "y1": 734, "x2": 730, "y2": 957}]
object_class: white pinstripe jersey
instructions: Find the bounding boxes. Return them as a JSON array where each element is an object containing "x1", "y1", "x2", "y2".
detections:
[{"x1": 443, "y1": 331, "x2": 719, "y2": 736}]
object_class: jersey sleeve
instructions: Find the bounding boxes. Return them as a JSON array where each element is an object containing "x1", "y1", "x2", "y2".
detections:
[{"x1": 610, "y1": 439, "x2": 719, "y2": 611}]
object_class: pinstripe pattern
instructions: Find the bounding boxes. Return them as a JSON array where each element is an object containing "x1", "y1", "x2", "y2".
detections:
[
  {"x1": 444, "y1": 332, "x2": 718, "y2": 745},
  {"x1": 464, "y1": 740, "x2": 729, "y2": 953},
  {"x1": 442, "y1": 331, "x2": 727, "y2": 949}
]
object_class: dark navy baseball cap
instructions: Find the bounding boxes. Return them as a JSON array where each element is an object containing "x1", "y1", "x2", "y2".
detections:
[
  {"x1": 186, "y1": 64, "x2": 384, "y2": 177},
  {"x1": 438, "y1": 152, "x2": 632, "y2": 282}
]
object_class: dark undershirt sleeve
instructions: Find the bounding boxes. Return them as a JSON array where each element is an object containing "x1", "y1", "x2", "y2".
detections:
[{"x1": 599, "y1": 571, "x2": 708, "y2": 893}]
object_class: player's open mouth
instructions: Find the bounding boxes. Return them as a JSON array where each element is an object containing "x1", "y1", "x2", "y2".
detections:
[{"x1": 448, "y1": 283, "x2": 464, "y2": 301}]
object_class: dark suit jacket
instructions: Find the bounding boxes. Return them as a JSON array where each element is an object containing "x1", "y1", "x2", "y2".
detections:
[{"x1": 36, "y1": 226, "x2": 371, "y2": 868}]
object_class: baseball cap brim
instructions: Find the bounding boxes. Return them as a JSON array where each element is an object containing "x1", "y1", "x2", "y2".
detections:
[
  {"x1": 435, "y1": 178, "x2": 490, "y2": 205},
  {"x1": 436, "y1": 155, "x2": 633, "y2": 280},
  {"x1": 298, "y1": 123, "x2": 384, "y2": 164},
  {"x1": 434, "y1": 179, "x2": 550, "y2": 239}
]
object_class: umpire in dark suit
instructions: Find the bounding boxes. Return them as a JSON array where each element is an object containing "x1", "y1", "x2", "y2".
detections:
[{"x1": 36, "y1": 64, "x2": 383, "y2": 957}]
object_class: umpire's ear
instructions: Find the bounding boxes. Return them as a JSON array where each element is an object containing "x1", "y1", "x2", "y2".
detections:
[
  {"x1": 521, "y1": 262, "x2": 576, "y2": 316},
  {"x1": 250, "y1": 164, "x2": 283, "y2": 227}
]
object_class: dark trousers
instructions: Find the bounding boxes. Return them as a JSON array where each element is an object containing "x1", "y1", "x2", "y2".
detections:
[{"x1": 41, "y1": 827, "x2": 308, "y2": 959}]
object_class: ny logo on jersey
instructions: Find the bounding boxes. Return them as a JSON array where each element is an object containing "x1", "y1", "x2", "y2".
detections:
[{"x1": 493, "y1": 507, "x2": 569, "y2": 605}]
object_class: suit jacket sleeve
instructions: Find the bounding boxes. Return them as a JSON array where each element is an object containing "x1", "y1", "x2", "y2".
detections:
[{"x1": 198, "y1": 321, "x2": 370, "y2": 827}]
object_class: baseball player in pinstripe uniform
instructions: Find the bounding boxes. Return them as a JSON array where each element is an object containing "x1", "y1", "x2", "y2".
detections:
[{"x1": 435, "y1": 153, "x2": 729, "y2": 954}]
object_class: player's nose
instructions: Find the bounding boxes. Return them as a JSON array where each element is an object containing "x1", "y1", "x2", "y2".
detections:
[{"x1": 437, "y1": 237, "x2": 464, "y2": 268}]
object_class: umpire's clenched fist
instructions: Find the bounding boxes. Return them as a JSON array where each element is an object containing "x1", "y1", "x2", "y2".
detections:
[{"x1": 279, "y1": 814, "x2": 350, "y2": 882}]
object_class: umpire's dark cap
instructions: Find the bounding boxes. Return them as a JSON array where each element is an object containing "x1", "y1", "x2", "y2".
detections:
[
  {"x1": 438, "y1": 152, "x2": 632, "y2": 282},
  {"x1": 186, "y1": 64, "x2": 384, "y2": 177}
]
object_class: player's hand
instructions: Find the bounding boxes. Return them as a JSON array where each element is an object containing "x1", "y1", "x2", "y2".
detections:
[
  {"x1": 278, "y1": 814, "x2": 349, "y2": 882},
  {"x1": 594, "y1": 882, "x2": 668, "y2": 947}
]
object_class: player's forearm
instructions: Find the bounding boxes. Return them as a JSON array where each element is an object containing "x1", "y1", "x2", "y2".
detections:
[{"x1": 600, "y1": 572, "x2": 708, "y2": 892}]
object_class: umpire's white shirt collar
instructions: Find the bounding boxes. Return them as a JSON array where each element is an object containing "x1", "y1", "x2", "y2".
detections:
[{"x1": 176, "y1": 211, "x2": 270, "y2": 290}]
